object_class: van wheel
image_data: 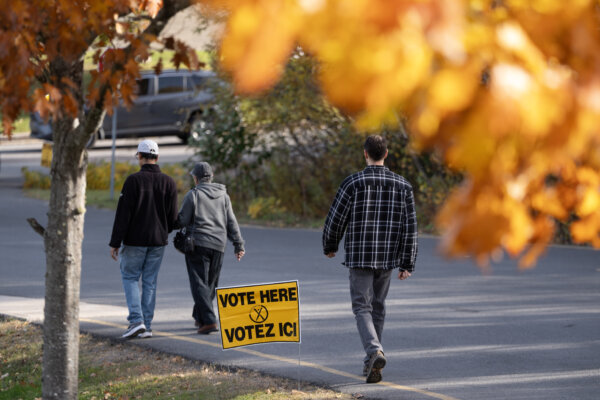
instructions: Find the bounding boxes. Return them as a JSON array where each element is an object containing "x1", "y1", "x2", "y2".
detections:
[
  {"x1": 85, "y1": 132, "x2": 96, "y2": 148},
  {"x1": 184, "y1": 110, "x2": 214, "y2": 143}
]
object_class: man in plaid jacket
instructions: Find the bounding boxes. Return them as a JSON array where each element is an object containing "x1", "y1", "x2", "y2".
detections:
[{"x1": 322, "y1": 135, "x2": 418, "y2": 384}]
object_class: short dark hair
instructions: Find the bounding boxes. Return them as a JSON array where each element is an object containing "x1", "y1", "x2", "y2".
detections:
[
  {"x1": 138, "y1": 152, "x2": 158, "y2": 160},
  {"x1": 364, "y1": 135, "x2": 387, "y2": 161}
]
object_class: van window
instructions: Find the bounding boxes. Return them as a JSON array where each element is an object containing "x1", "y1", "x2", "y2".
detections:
[
  {"x1": 158, "y1": 76, "x2": 184, "y2": 94},
  {"x1": 136, "y1": 78, "x2": 154, "y2": 96},
  {"x1": 190, "y1": 75, "x2": 208, "y2": 90}
]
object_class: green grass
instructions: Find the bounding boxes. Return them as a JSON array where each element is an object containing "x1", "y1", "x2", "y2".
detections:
[
  {"x1": 0, "y1": 319, "x2": 42, "y2": 399},
  {"x1": 0, "y1": 316, "x2": 355, "y2": 400},
  {"x1": 236, "y1": 215, "x2": 324, "y2": 230},
  {"x1": 83, "y1": 49, "x2": 213, "y2": 72},
  {"x1": 140, "y1": 50, "x2": 213, "y2": 71},
  {"x1": 12, "y1": 116, "x2": 30, "y2": 134},
  {"x1": 0, "y1": 114, "x2": 31, "y2": 135},
  {"x1": 85, "y1": 190, "x2": 121, "y2": 210}
]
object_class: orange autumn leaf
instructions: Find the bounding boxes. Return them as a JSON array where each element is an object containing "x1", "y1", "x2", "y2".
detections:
[
  {"x1": 207, "y1": 0, "x2": 600, "y2": 266},
  {"x1": 63, "y1": 92, "x2": 79, "y2": 118},
  {"x1": 141, "y1": 0, "x2": 163, "y2": 18},
  {"x1": 218, "y1": 0, "x2": 303, "y2": 93}
]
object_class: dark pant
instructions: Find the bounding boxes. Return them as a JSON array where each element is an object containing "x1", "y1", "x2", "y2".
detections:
[{"x1": 185, "y1": 246, "x2": 224, "y2": 326}]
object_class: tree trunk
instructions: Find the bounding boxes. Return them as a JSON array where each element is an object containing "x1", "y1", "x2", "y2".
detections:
[
  {"x1": 37, "y1": 6, "x2": 191, "y2": 398},
  {"x1": 42, "y1": 59, "x2": 89, "y2": 400}
]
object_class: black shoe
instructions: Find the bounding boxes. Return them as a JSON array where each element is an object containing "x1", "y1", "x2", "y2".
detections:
[
  {"x1": 121, "y1": 322, "x2": 146, "y2": 339},
  {"x1": 365, "y1": 351, "x2": 386, "y2": 383},
  {"x1": 197, "y1": 323, "x2": 218, "y2": 334}
]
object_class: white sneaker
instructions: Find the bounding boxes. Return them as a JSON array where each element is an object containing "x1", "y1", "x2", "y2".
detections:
[
  {"x1": 139, "y1": 330, "x2": 153, "y2": 338},
  {"x1": 121, "y1": 322, "x2": 146, "y2": 339}
]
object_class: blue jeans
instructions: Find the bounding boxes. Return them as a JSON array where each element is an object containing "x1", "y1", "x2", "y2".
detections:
[
  {"x1": 120, "y1": 245, "x2": 165, "y2": 329},
  {"x1": 349, "y1": 268, "x2": 393, "y2": 364}
]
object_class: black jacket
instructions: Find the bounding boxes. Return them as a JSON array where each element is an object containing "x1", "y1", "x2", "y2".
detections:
[{"x1": 109, "y1": 164, "x2": 178, "y2": 248}]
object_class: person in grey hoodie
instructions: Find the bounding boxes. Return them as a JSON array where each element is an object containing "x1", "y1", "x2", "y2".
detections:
[{"x1": 177, "y1": 162, "x2": 245, "y2": 334}]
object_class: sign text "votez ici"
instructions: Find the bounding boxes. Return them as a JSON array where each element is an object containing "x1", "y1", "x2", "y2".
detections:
[{"x1": 216, "y1": 281, "x2": 300, "y2": 349}]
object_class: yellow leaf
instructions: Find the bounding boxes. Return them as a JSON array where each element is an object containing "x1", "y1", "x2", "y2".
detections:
[
  {"x1": 519, "y1": 217, "x2": 554, "y2": 269},
  {"x1": 220, "y1": 1, "x2": 302, "y2": 93},
  {"x1": 576, "y1": 187, "x2": 600, "y2": 217},
  {"x1": 571, "y1": 215, "x2": 600, "y2": 243},
  {"x1": 531, "y1": 188, "x2": 567, "y2": 220},
  {"x1": 206, "y1": 0, "x2": 600, "y2": 266},
  {"x1": 428, "y1": 67, "x2": 479, "y2": 113},
  {"x1": 502, "y1": 200, "x2": 533, "y2": 256}
]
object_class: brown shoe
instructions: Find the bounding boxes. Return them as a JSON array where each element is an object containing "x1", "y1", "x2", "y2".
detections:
[
  {"x1": 197, "y1": 323, "x2": 218, "y2": 335},
  {"x1": 365, "y1": 351, "x2": 386, "y2": 384}
]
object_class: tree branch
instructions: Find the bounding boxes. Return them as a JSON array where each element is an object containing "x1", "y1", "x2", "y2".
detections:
[
  {"x1": 27, "y1": 218, "x2": 46, "y2": 237},
  {"x1": 82, "y1": 0, "x2": 192, "y2": 137},
  {"x1": 143, "y1": 0, "x2": 192, "y2": 37}
]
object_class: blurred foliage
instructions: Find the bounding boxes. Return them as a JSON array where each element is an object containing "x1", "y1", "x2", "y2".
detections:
[
  {"x1": 204, "y1": 0, "x2": 600, "y2": 267},
  {"x1": 85, "y1": 162, "x2": 137, "y2": 191},
  {"x1": 247, "y1": 197, "x2": 287, "y2": 220},
  {"x1": 0, "y1": 0, "x2": 202, "y2": 135},
  {"x1": 23, "y1": 162, "x2": 192, "y2": 194},
  {"x1": 22, "y1": 167, "x2": 51, "y2": 189},
  {"x1": 191, "y1": 85, "x2": 260, "y2": 171},
  {"x1": 383, "y1": 125, "x2": 463, "y2": 232},
  {"x1": 189, "y1": 51, "x2": 460, "y2": 230}
]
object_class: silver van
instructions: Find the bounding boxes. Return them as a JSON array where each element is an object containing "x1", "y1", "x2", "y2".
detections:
[{"x1": 30, "y1": 69, "x2": 215, "y2": 146}]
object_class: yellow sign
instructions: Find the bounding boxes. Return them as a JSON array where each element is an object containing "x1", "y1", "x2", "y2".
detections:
[
  {"x1": 41, "y1": 142, "x2": 53, "y2": 168},
  {"x1": 216, "y1": 281, "x2": 300, "y2": 349}
]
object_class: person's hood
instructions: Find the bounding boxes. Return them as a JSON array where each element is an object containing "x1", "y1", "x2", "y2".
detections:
[{"x1": 195, "y1": 183, "x2": 226, "y2": 199}]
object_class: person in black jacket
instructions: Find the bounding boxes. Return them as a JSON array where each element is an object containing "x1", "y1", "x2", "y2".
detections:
[
  {"x1": 109, "y1": 139, "x2": 178, "y2": 339},
  {"x1": 322, "y1": 135, "x2": 418, "y2": 384}
]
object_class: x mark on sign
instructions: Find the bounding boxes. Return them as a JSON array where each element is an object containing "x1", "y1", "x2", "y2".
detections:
[{"x1": 249, "y1": 305, "x2": 268, "y2": 323}]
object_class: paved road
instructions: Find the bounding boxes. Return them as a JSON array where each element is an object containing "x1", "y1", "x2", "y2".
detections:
[
  {"x1": 1, "y1": 140, "x2": 599, "y2": 400},
  {"x1": 0, "y1": 136, "x2": 195, "y2": 183}
]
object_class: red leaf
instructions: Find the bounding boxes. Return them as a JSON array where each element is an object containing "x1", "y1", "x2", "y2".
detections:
[
  {"x1": 63, "y1": 92, "x2": 79, "y2": 117},
  {"x1": 153, "y1": 58, "x2": 163, "y2": 76}
]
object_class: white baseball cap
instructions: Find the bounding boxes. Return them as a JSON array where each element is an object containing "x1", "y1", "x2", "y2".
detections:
[{"x1": 137, "y1": 139, "x2": 159, "y2": 155}]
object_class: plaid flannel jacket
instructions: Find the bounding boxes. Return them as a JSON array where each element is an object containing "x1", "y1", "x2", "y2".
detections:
[{"x1": 322, "y1": 165, "x2": 418, "y2": 272}]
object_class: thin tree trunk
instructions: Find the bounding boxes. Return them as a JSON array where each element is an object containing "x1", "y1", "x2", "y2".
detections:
[
  {"x1": 42, "y1": 59, "x2": 88, "y2": 400},
  {"x1": 37, "y1": 6, "x2": 191, "y2": 398}
]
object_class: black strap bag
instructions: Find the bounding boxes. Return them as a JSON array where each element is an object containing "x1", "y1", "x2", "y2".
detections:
[
  {"x1": 174, "y1": 189, "x2": 196, "y2": 254},
  {"x1": 173, "y1": 228, "x2": 194, "y2": 254}
]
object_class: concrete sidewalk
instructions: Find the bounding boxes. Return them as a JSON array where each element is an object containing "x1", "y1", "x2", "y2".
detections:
[
  {"x1": 0, "y1": 294, "x2": 466, "y2": 400},
  {"x1": 0, "y1": 132, "x2": 39, "y2": 145},
  {"x1": 0, "y1": 295, "x2": 126, "y2": 324}
]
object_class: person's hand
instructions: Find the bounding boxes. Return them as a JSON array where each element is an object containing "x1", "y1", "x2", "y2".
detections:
[
  {"x1": 236, "y1": 251, "x2": 245, "y2": 261},
  {"x1": 110, "y1": 247, "x2": 119, "y2": 261},
  {"x1": 398, "y1": 269, "x2": 411, "y2": 280},
  {"x1": 326, "y1": 252, "x2": 335, "y2": 258}
]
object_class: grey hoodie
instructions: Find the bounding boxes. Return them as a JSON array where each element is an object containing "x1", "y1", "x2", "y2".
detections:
[{"x1": 177, "y1": 183, "x2": 244, "y2": 253}]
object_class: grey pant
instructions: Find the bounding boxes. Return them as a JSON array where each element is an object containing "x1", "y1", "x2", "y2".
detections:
[{"x1": 349, "y1": 268, "x2": 393, "y2": 363}]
